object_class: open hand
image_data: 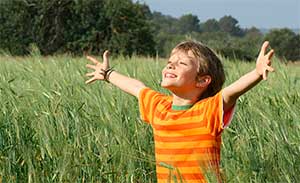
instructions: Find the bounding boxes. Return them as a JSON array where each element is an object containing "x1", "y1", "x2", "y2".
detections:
[
  {"x1": 256, "y1": 41, "x2": 275, "y2": 80},
  {"x1": 85, "y1": 50, "x2": 110, "y2": 84}
]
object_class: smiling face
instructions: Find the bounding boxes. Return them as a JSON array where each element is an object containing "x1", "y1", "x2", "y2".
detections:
[
  {"x1": 161, "y1": 49, "x2": 200, "y2": 93},
  {"x1": 162, "y1": 40, "x2": 225, "y2": 100}
]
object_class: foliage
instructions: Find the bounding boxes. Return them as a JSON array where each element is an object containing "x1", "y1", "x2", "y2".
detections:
[
  {"x1": 104, "y1": 0, "x2": 155, "y2": 56},
  {"x1": 151, "y1": 13, "x2": 298, "y2": 61},
  {"x1": 0, "y1": 0, "x2": 155, "y2": 56},
  {"x1": 153, "y1": 32, "x2": 185, "y2": 57},
  {"x1": 264, "y1": 28, "x2": 300, "y2": 61},
  {"x1": 0, "y1": 1, "x2": 299, "y2": 61},
  {"x1": 200, "y1": 18, "x2": 220, "y2": 32},
  {"x1": 61, "y1": 0, "x2": 109, "y2": 54},
  {"x1": 150, "y1": 13, "x2": 259, "y2": 61},
  {"x1": 218, "y1": 15, "x2": 245, "y2": 37},
  {"x1": 0, "y1": 55, "x2": 299, "y2": 182},
  {"x1": 0, "y1": 0, "x2": 35, "y2": 55},
  {"x1": 150, "y1": 11, "x2": 180, "y2": 35},
  {"x1": 177, "y1": 14, "x2": 201, "y2": 34}
]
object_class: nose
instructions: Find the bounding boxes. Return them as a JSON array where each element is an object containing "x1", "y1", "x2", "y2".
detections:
[{"x1": 167, "y1": 63, "x2": 175, "y2": 69}]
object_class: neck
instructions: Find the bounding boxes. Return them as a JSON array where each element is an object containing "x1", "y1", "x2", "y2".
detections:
[{"x1": 171, "y1": 90, "x2": 202, "y2": 106}]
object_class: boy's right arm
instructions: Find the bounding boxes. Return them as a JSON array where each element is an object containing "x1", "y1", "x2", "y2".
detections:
[
  {"x1": 104, "y1": 71, "x2": 146, "y2": 98},
  {"x1": 85, "y1": 50, "x2": 146, "y2": 98}
]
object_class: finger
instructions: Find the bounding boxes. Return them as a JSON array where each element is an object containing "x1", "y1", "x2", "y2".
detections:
[
  {"x1": 266, "y1": 49, "x2": 274, "y2": 60},
  {"x1": 86, "y1": 56, "x2": 99, "y2": 64},
  {"x1": 85, "y1": 72, "x2": 94, "y2": 77},
  {"x1": 103, "y1": 50, "x2": 110, "y2": 68},
  {"x1": 85, "y1": 77, "x2": 96, "y2": 84},
  {"x1": 86, "y1": 64, "x2": 96, "y2": 70},
  {"x1": 266, "y1": 66, "x2": 275, "y2": 72},
  {"x1": 262, "y1": 70, "x2": 267, "y2": 80},
  {"x1": 259, "y1": 41, "x2": 269, "y2": 57}
]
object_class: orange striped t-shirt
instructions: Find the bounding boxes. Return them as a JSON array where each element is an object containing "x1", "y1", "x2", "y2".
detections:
[{"x1": 138, "y1": 88, "x2": 235, "y2": 183}]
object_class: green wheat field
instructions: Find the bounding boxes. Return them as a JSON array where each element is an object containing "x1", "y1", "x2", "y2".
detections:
[{"x1": 0, "y1": 53, "x2": 299, "y2": 183}]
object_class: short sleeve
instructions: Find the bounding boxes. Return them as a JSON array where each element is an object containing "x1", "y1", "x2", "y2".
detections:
[
  {"x1": 205, "y1": 90, "x2": 236, "y2": 136},
  {"x1": 223, "y1": 104, "x2": 235, "y2": 128},
  {"x1": 138, "y1": 88, "x2": 164, "y2": 124}
]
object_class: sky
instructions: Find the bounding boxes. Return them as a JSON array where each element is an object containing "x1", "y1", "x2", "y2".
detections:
[{"x1": 135, "y1": 0, "x2": 300, "y2": 29}]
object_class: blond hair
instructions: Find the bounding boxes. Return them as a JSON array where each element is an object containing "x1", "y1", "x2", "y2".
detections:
[{"x1": 173, "y1": 40, "x2": 225, "y2": 100}]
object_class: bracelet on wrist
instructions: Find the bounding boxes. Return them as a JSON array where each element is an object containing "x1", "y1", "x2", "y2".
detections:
[
  {"x1": 105, "y1": 68, "x2": 114, "y2": 82},
  {"x1": 100, "y1": 68, "x2": 115, "y2": 83}
]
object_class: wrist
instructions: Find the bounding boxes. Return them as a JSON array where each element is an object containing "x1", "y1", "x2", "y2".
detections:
[
  {"x1": 100, "y1": 68, "x2": 115, "y2": 82},
  {"x1": 105, "y1": 68, "x2": 115, "y2": 82},
  {"x1": 253, "y1": 69, "x2": 263, "y2": 80}
]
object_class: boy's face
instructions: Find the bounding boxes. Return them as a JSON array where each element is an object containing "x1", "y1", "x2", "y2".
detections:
[{"x1": 161, "y1": 50, "x2": 200, "y2": 92}]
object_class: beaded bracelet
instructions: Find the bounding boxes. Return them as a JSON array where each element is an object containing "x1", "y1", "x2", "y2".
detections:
[{"x1": 100, "y1": 68, "x2": 115, "y2": 83}]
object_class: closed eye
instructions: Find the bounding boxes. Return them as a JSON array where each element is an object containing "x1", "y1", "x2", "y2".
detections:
[{"x1": 179, "y1": 62, "x2": 187, "y2": 65}]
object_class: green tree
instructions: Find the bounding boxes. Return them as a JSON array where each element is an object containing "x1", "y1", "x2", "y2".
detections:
[
  {"x1": 265, "y1": 28, "x2": 300, "y2": 61},
  {"x1": 154, "y1": 32, "x2": 185, "y2": 57},
  {"x1": 193, "y1": 31, "x2": 260, "y2": 61},
  {"x1": 177, "y1": 14, "x2": 201, "y2": 34},
  {"x1": 200, "y1": 18, "x2": 220, "y2": 32},
  {"x1": 219, "y1": 15, "x2": 244, "y2": 37},
  {"x1": 104, "y1": 0, "x2": 155, "y2": 56},
  {"x1": 244, "y1": 27, "x2": 263, "y2": 38},
  {"x1": 242, "y1": 27, "x2": 263, "y2": 59},
  {"x1": 31, "y1": 0, "x2": 75, "y2": 55},
  {"x1": 150, "y1": 11, "x2": 179, "y2": 34},
  {"x1": 63, "y1": 0, "x2": 109, "y2": 54},
  {"x1": 0, "y1": 0, "x2": 35, "y2": 55},
  {"x1": 0, "y1": 0, "x2": 156, "y2": 56}
]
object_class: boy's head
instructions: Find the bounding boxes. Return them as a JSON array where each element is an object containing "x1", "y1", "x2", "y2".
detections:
[{"x1": 161, "y1": 40, "x2": 225, "y2": 100}]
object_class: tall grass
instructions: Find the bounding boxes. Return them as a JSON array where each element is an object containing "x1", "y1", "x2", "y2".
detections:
[{"x1": 0, "y1": 54, "x2": 299, "y2": 182}]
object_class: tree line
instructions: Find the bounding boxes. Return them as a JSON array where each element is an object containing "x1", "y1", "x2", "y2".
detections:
[{"x1": 0, "y1": 0, "x2": 299, "y2": 61}]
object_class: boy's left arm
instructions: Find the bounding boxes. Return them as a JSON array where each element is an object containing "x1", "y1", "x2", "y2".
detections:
[{"x1": 223, "y1": 41, "x2": 275, "y2": 111}]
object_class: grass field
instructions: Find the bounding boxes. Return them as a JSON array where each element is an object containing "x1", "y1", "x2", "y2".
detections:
[{"x1": 0, "y1": 54, "x2": 299, "y2": 182}]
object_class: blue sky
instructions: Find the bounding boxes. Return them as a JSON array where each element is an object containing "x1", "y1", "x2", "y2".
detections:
[{"x1": 135, "y1": 0, "x2": 300, "y2": 29}]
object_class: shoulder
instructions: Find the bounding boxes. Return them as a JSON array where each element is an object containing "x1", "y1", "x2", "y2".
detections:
[{"x1": 195, "y1": 90, "x2": 223, "y2": 107}]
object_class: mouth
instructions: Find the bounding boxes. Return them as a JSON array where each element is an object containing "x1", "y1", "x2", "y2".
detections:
[{"x1": 164, "y1": 73, "x2": 177, "y2": 78}]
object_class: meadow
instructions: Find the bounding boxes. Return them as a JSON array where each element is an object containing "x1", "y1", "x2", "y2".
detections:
[{"x1": 0, "y1": 53, "x2": 299, "y2": 183}]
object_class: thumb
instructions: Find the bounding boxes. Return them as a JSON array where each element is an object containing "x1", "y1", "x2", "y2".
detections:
[
  {"x1": 103, "y1": 50, "x2": 110, "y2": 69},
  {"x1": 258, "y1": 41, "x2": 269, "y2": 58}
]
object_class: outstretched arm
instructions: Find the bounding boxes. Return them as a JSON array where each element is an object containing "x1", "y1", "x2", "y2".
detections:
[
  {"x1": 85, "y1": 51, "x2": 146, "y2": 98},
  {"x1": 223, "y1": 41, "x2": 275, "y2": 111}
]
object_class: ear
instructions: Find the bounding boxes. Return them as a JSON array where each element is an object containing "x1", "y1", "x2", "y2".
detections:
[{"x1": 196, "y1": 75, "x2": 211, "y2": 88}]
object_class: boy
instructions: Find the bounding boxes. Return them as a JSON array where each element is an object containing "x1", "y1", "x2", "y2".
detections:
[{"x1": 85, "y1": 41, "x2": 274, "y2": 183}]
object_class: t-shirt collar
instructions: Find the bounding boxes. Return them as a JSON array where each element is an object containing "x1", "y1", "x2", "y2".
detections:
[{"x1": 171, "y1": 104, "x2": 193, "y2": 111}]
